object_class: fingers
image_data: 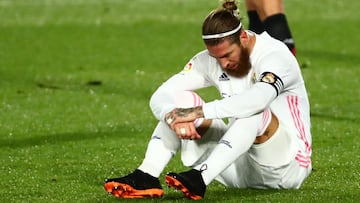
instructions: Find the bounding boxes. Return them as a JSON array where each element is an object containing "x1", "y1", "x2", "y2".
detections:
[
  {"x1": 165, "y1": 111, "x2": 176, "y2": 129},
  {"x1": 174, "y1": 123, "x2": 201, "y2": 140},
  {"x1": 165, "y1": 114, "x2": 174, "y2": 127},
  {"x1": 165, "y1": 108, "x2": 198, "y2": 129},
  {"x1": 164, "y1": 108, "x2": 202, "y2": 140}
]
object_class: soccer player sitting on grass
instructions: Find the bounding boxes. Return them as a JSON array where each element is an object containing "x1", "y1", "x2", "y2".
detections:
[{"x1": 104, "y1": 0, "x2": 312, "y2": 200}]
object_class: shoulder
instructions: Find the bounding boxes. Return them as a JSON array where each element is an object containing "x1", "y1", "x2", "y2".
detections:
[
  {"x1": 253, "y1": 32, "x2": 290, "y2": 57},
  {"x1": 193, "y1": 50, "x2": 213, "y2": 61},
  {"x1": 251, "y1": 32, "x2": 302, "y2": 85},
  {"x1": 189, "y1": 50, "x2": 218, "y2": 69},
  {"x1": 184, "y1": 50, "x2": 222, "y2": 82},
  {"x1": 252, "y1": 32, "x2": 298, "y2": 70}
]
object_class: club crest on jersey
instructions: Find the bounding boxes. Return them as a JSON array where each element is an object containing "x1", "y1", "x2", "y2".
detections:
[
  {"x1": 183, "y1": 62, "x2": 193, "y2": 73},
  {"x1": 261, "y1": 72, "x2": 275, "y2": 83},
  {"x1": 259, "y1": 72, "x2": 284, "y2": 95}
]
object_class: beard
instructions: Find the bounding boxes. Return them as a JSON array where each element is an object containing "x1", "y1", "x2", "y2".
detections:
[{"x1": 224, "y1": 45, "x2": 251, "y2": 78}]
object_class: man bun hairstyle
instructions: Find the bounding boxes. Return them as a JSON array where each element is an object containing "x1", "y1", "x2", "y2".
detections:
[
  {"x1": 222, "y1": 0, "x2": 240, "y2": 16},
  {"x1": 202, "y1": 0, "x2": 243, "y2": 46}
]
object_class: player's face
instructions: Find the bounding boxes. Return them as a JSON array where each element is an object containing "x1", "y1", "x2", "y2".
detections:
[{"x1": 206, "y1": 39, "x2": 251, "y2": 77}]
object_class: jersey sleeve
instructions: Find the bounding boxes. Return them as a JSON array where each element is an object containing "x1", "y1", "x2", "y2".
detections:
[
  {"x1": 203, "y1": 51, "x2": 300, "y2": 119},
  {"x1": 203, "y1": 82, "x2": 277, "y2": 119},
  {"x1": 150, "y1": 54, "x2": 212, "y2": 121}
]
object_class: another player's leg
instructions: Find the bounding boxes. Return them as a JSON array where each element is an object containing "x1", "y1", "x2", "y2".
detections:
[
  {"x1": 263, "y1": 13, "x2": 296, "y2": 56},
  {"x1": 257, "y1": 0, "x2": 296, "y2": 55},
  {"x1": 245, "y1": 0, "x2": 265, "y2": 34}
]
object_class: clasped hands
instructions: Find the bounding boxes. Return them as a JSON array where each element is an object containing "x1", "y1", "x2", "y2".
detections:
[{"x1": 165, "y1": 106, "x2": 204, "y2": 140}]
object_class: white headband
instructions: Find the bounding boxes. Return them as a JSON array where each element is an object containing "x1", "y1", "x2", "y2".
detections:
[{"x1": 202, "y1": 23, "x2": 242, "y2": 40}]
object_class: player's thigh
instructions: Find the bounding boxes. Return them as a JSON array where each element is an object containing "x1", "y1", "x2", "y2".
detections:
[
  {"x1": 249, "y1": 0, "x2": 284, "y2": 20},
  {"x1": 245, "y1": 0, "x2": 257, "y2": 10}
]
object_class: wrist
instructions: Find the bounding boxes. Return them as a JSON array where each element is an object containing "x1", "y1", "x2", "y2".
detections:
[{"x1": 193, "y1": 106, "x2": 204, "y2": 118}]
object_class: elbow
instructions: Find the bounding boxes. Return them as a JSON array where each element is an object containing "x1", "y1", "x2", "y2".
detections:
[
  {"x1": 255, "y1": 98, "x2": 270, "y2": 112},
  {"x1": 149, "y1": 88, "x2": 175, "y2": 121},
  {"x1": 149, "y1": 92, "x2": 157, "y2": 111}
]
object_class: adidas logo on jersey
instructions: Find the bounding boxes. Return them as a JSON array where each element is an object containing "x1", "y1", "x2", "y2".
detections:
[{"x1": 218, "y1": 73, "x2": 230, "y2": 81}]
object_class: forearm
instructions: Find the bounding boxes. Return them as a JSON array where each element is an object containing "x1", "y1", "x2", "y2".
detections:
[
  {"x1": 202, "y1": 83, "x2": 277, "y2": 119},
  {"x1": 173, "y1": 106, "x2": 204, "y2": 120},
  {"x1": 165, "y1": 106, "x2": 204, "y2": 126}
]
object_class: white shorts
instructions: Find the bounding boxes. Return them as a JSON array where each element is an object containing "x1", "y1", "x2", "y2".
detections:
[{"x1": 181, "y1": 123, "x2": 312, "y2": 189}]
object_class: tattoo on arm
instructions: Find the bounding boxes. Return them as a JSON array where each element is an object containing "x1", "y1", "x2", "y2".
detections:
[
  {"x1": 194, "y1": 106, "x2": 204, "y2": 118},
  {"x1": 175, "y1": 108, "x2": 192, "y2": 117},
  {"x1": 175, "y1": 106, "x2": 204, "y2": 118}
]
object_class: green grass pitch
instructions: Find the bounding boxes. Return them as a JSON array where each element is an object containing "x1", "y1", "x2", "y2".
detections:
[{"x1": 0, "y1": 0, "x2": 359, "y2": 202}]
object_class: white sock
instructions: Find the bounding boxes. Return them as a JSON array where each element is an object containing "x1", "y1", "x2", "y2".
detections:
[
  {"x1": 181, "y1": 118, "x2": 227, "y2": 167},
  {"x1": 194, "y1": 114, "x2": 262, "y2": 185},
  {"x1": 138, "y1": 122, "x2": 180, "y2": 178}
]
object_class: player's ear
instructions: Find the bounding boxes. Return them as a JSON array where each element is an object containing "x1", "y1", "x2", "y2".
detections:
[{"x1": 240, "y1": 31, "x2": 250, "y2": 46}]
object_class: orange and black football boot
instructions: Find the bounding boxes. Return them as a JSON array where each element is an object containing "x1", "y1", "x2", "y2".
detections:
[
  {"x1": 166, "y1": 169, "x2": 206, "y2": 200},
  {"x1": 104, "y1": 169, "x2": 163, "y2": 198}
]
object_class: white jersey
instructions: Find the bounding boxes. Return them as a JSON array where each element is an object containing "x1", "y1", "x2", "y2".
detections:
[{"x1": 150, "y1": 32, "x2": 312, "y2": 165}]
